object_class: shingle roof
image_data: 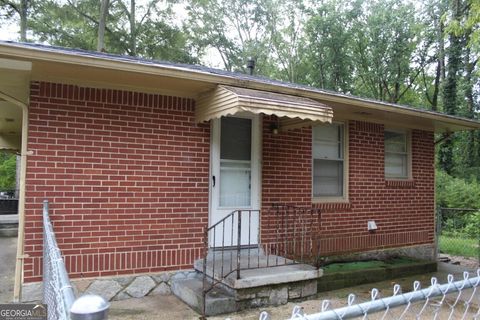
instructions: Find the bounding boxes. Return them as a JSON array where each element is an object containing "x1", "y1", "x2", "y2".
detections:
[{"x1": 0, "y1": 40, "x2": 478, "y2": 128}]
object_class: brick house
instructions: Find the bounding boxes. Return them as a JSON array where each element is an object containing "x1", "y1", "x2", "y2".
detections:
[{"x1": 0, "y1": 41, "x2": 479, "y2": 307}]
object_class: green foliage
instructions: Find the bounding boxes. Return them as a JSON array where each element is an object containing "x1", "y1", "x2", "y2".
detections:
[
  {"x1": 350, "y1": 0, "x2": 425, "y2": 103},
  {"x1": 437, "y1": 170, "x2": 479, "y2": 259},
  {"x1": 186, "y1": 0, "x2": 283, "y2": 75},
  {"x1": 0, "y1": 153, "x2": 16, "y2": 190},
  {"x1": 464, "y1": 211, "x2": 480, "y2": 238},
  {"x1": 304, "y1": 1, "x2": 354, "y2": 92},
  {"x1": 436, "y1": 170, "x2": 480, "y2": 208},
  {"x1": 24, "y1": 0, "x2": 199, "y2": 63}
]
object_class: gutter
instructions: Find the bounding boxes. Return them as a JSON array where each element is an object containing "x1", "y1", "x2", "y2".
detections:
[{"x1": 0, "y1": 90, "x2": 28, "y2": 302}]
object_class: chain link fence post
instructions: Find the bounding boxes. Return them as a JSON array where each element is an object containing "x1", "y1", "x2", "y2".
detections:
[
  {"x1": 43, "y1": 199, "x2": 110, "y2": 320},
  {"x1": 435, "y1": 206, "x2": 442, "y2": 260}
]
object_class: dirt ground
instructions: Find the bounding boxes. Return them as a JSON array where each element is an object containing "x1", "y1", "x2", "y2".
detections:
[
  {"x1": 439, "y1": 253, "x2": 479, "y2": 270},
  {"x1": 109, "y1": 262, "x2": 480, "y2": 320}
]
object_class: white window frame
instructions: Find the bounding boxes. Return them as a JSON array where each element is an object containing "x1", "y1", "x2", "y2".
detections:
[
  {"x1": 312, "y1": 121, "x2": 349, "y2": 202},
  {"x1": 384, "y1": 128, "x2": 411, "y2": 180}
]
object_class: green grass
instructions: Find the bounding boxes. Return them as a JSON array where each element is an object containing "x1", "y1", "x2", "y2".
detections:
[
  {"x1": 322, "y1": 257, "x2": 418, "y2": 274},
  {"x1": 439, "y1": 235, "x2": 479, "y2": 258}
]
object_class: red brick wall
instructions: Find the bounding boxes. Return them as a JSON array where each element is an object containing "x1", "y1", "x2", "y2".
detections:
[
  {"x1": 23, "y1": 82, "x2": 435, "y2": 282},
  {"x1": 24, "y1": 82, "x2": 210, "y2": 282},
  {"x1": 261, "y1": 119, "x2": 435, "y2": 256}
]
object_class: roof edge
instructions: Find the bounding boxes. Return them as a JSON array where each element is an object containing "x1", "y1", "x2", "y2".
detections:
[{"x1": 0, "y1": 41, "x2": 479, "y2": 131}]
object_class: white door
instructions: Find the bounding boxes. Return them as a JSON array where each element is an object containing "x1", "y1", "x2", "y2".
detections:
[{"x1": 210, "y1": 115, "x2": 261, "y2": 247}]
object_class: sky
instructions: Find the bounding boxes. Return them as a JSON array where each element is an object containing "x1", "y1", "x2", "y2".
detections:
[{"x1": 0, "y1": 19, "x2": 18, "y2": 41}]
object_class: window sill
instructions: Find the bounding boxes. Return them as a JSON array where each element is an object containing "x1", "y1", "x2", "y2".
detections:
[
  {"x1": 385, "y1": 179, "x2": 415, "y2": 188},
  {"x1": 312, "y1": 199, "x2": 351, "y2": 211}
]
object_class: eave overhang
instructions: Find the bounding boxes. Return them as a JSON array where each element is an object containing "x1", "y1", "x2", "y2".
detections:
[{"x1": 0, "y1": 41, "x2": 479, "y2": 134}]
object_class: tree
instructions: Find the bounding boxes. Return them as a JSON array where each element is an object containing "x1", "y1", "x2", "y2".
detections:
[
  {"x1": 0, "y1": 0, "x2": 32, "y2": 41},
  {"x1": 304, "y1": 1, "x2": 354, "y2": 92},
  {"x1": 439, "y1": 0, "x2": 470, "y2": 174},
  {"x1": 97, "y1": 0, "x2": 109, "y2": 52},
  {"x1": 421, "y1": 0, "x2": 448, "y2": 112},
  {"x1": 27, "y1": 0, "x2": 198, "y2": 63},
  {"x1": 266, "y1": 0, "x2": 310, "y2": 83},
  {"x1": 349, "y1": 0, "x2": 427, "y2": 103},
  {"x1": 186, "y1": 0, "x2": 275, "y2": 73}
]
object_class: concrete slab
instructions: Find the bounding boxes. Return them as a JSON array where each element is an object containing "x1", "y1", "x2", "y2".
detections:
[
  {"x1": 224, "y1": 264, "x2": 321, "y2": 289},
  {"x1": 0, "y1": 237, "x2": 17, "y2": 303},
  {"x1": 194, "y1": 249, "x2": 322, "y2": 289},
  {"x1": 0, "y1": 214, "x2": 18, "y2": 223},
  {"x1": 0, "y1": 214, "x2": 18, "y2": 237}
]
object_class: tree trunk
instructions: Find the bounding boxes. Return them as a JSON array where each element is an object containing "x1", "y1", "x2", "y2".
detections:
[
  {"x1": 97, "y1": 0, "x2": 109, "y2": 52},
  {"x1": 430, "y1": 59, "x2": 441, "y2": 111},
  {"x1": 19, "y1": 0, "x2": 28, "y2": 41},
  {"x1": 464, "y1": 46, "x2": 477, "y2": 167},
  {"x1": 431, "y1": 17, "x2": 445, "y2": 112},
  {"x1": 129, "y1": 0, "x2": 136, "y2": 56},
  {"x1": 439, "y1": 0, "x2": 463, "y2": 174},
  {"x1": 439, "y1": 20, "x2": 446, "y2": 85}
]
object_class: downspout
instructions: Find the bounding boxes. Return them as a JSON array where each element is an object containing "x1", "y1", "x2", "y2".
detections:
[{"x1": 0, "y1": 91, "x2": 29, "y2": 302}]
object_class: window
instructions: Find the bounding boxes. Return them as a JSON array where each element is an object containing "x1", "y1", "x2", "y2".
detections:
[
  {"x1": 313, "y1": 123, "x2": 346, "y2": 198},
  {"x1": 219, "y1": 117, "x2": 252, "y2": 207},
  {"x1": 384, "y1": 130, "x2": 410, "y2": 179}
]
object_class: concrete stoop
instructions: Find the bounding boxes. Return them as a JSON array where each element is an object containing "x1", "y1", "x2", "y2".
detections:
[
  {"x1": 172, "y1": 253, "x2": 323, "y2": 316},
  {"x1": 171, "y1": 273, "x2": 237, "y2": 316}
]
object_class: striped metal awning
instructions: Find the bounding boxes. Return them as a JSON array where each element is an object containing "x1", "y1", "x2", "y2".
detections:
[{"x1": 195, "y1": 85, "x2": 333, "y2": 130}]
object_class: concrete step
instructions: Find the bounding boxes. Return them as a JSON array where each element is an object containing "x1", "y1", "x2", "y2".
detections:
[
  {"x1": 194, "y1": 249, "x2": 322, "y2": 289},
  {"x1": 0, "y1": 215, "x2": 18, "y2": 237},
  {"x1": 171, "y1": 272, "x2": 236, "y2": 316}
]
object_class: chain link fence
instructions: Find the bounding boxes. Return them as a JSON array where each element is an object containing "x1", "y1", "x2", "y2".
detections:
[
  {"x1": 43, "y1": 200, "x2": 75, "y2": 319},
  {"x1": 437, "y1": 207, "x2": 480, "y2": 266},
  {"x1": 259, "y1": 269, "x2": 480, "y2": 319},
  {"x1": 43, "y1": 200, "x2": 109, "y2": 320}
]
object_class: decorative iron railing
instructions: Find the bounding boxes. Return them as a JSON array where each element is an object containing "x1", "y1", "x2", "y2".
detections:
[
  {"x1": 262, "y1": 203, "x2": 322, "y2": 266},
  {"x1": 201, "y1": 203, "x2": 321, "y2": 316}
]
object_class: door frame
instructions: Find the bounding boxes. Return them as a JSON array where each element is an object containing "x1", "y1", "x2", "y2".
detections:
[{"x1": 208, "y1": 114, "x2": 262, "y2": 245}]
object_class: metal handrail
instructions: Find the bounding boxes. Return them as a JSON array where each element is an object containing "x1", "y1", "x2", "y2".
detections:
[
  {"x1": 201, "y1": 204, "x2": 322, "y2": 317},
  {"x1": 207, "y1": 209, "x2": 238, "y2": 231}
]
